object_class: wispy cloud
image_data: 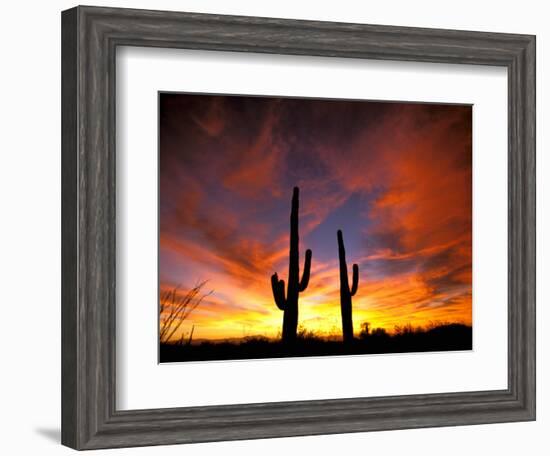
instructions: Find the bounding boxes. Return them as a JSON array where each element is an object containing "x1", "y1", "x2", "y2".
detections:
[{"x1": 159, "y1": 94, "x2": 472, "y2": 341}]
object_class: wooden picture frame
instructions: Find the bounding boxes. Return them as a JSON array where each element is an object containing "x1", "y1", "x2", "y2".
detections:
[{"x1": 61, "y1": 5, "x2": 535, "y2": 450}]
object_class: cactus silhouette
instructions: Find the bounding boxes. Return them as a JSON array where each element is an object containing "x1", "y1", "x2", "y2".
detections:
[
  {"x1": 337, "y1": 230, "x2": 359, "y2": 343},
  {"x1": 271, "y1": 187, "x2": 312, "y2": 344}
]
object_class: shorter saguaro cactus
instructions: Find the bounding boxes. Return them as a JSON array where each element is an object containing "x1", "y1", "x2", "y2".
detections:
[{"x1": 337, "y1": 229, "x2": 359, "y2": 343}]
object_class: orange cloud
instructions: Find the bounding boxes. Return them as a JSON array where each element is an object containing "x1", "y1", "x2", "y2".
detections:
[{"x1": 159, "y1": 94, "x2": 472, "y2": 342}]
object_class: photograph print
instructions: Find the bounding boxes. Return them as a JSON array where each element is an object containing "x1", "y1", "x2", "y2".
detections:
[{"x1": 159, "y1": 93, "x2": 472, "y2": 363}]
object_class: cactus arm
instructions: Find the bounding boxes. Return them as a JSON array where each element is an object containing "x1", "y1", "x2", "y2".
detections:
[
  {"x1": 271, "y1": 273, "x2": 286, "y2": 310},
  {"x1": 299, "y1": 249, "x2": 312, "y2": 292},
  {"x1": 350, "y1": 264, "x2": 359, "y2": 296}
]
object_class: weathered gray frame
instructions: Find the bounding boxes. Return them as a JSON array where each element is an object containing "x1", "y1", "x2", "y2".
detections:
[{"x1": 61, "y1": 5, "x2": 536, "y2": 450}]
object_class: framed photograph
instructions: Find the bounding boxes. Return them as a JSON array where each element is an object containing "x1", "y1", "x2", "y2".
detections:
[{"x1": 61, "y1": 5, "x2": 535, "y2": 450}]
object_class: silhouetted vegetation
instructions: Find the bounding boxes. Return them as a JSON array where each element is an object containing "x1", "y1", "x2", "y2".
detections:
[
  {"x1": 159, "y1": 282, "x2": 211, "y2": 345},
  {"x1": 161, "y1": 185, "x2": 472, "y2": 363},
  {"x1": 271, "y1": 187, "x2": 312, "y2": 345},
  {"x1": 337, "y1": 229, "x2": 359, "y2": 343},
  {"x1": 159, "y1": 322, "x2": 472, "y2": 363}
]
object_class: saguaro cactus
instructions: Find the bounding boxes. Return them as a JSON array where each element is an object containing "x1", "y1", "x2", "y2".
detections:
[
  {"x1": 271, "y1": 187, "x2": 312, "y2": 344},
  {"x1": 337, "y1": 230, "x2": 359, "y2": 343}
]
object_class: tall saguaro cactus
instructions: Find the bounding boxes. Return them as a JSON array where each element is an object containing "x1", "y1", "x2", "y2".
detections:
[
  {"x1": 337, "y1": 230, "x2": 359, "y2": 343},
  {"x1": 271, "y1": 187, "x2": 312, "y2": 344}
]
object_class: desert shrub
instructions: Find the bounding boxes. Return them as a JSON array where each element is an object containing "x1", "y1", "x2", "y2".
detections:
[
  {"x1": 370, "y1": 327, "x2": 389, "y2": 338},
  {"x1": 159, "y1": 281, "x2": 211, "y2": 344},
  {"x1": 359, "y1": 321, "x2": 371, "y2": 338}
]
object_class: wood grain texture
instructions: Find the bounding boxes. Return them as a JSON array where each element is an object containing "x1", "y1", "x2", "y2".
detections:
[
  {"x1": 61, "y1": 7, "x2": 78, "y2": 449},
  {"x1": 61, "y1": 5, "x2": 536, "y2": 450}
]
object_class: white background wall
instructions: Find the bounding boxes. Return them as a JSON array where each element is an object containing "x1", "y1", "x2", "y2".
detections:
[{"x1": 0, "y1": 1, "x2": 546, "y2": 454}]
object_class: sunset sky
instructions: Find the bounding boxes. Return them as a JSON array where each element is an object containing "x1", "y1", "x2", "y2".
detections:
[{"x1": 159, "y1": 93, "x2": 472, "y2": 342}]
